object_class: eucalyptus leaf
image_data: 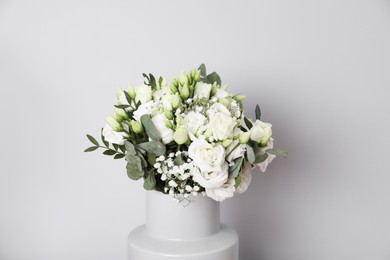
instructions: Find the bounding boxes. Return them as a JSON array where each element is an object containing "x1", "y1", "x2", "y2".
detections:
[
  {"x1": 266, "y1": 148, "x2": 289, "y2": 158},
  {"x1": 246, "y1": 145, "x2": 256, "y2": 164},
  {"x1": 148, "y1": 153, "x2": 156, "y2": 165},
  {"x1": 125, "y1": 141, "x2": 136, "y2": 155},
  {"x1": 143, "y1": 170, "x2": 156, "y2": 190},
  {"x1": 126, "y1": 155, "x2": 144, "y2": 180},
  {"x1": 254, "y1": 152, "x2": 268, "y2": 164},
  {"x1": 140, "y1": 114, "x2": 161, "y2": 141},
  {"x1": 84, "y1": 146, "x2": 98, "y2": 152},
  {"x1": 255, "y1": 104, "x2": 261, "y2": 120},
  {"x1": 206, "y1": 72, "x2": 221, "y2": 86},
  {"x1": 137, "y1": 140, "x2": 166, "y2": 156},
  {"x1": 198, "y1": 64, "x2": 207, "y2": 77},
  {"x1": 228, "y1": 157, "x2": 243, "y2": 178},
  {"x1": 103, "y1": 150, "x2": 116, "y2": 156},
  {"x1": 86, "y1": 134, "x2": 99, "y2": 146}
]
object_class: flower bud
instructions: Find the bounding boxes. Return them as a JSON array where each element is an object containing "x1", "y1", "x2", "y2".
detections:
[
  {"x1": 222, "y1": 139, "x2": 233, "y2": 148},
  {"x1": 194, "y1": 70, "x2": 201, "y2": 81},
  {"x1": 179, "y1": 70, "x2": 188, "y2": 86},
  {"x1": 105, "y1": 116, "x2": 123, "y2": 132},
  {"x1": 233, "y1": 95, "x2": 246, "y2": 101},
  {"x1": 165, "y1": 109, "x2": 173, "y2": 120},
  {"x1": 171, "y1": 93, "x2": 182, "y2": 109},
  {"x1": 113, "y1": 107, "x2": 128, "y2": 120},
  {"x1": 128, "y1": 85, "x2": 136, "y2": 99},
  {"x1": 173, "y1": 126, "x2": 188, "y2": 145},
  {"x1": 130, "y1": 120, "x2": 143, "y2": 133},
  {"x1": 180, "y1": 83, "x2": 190, "y2": 99},
  {"x1": 210, "y1": 85, "x2": 218, "y2": 96},
  {"x1": 219, "y1": 98, "x2": 230, "y2": 107},
  {"x1": 176, "y1": 115, "x2": 185, "y2": 126},
  {"x1": 239, "y1": 131, "x2": 251, "y2": 144},
  {"x1": 165, "y1": 120, "x2": 174, "y2": 129},
  {"x1": 116, "y1": 87, "x2": 123, "y2": 99},
  {"x1": 170, "y1": 84, "x2": 178, "y2": 94}
]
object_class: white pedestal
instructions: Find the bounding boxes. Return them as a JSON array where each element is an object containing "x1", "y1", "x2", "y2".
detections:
[{"x1": 128, "y1": 191, "x2": 239, "y2": 260}]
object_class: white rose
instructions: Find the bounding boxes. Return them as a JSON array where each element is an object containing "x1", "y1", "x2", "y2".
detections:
[
  {"x1": 206, "y1": 102, "x2": 231, "y2": 120},
  {"x1": 133, "y1": 100, "x2": 158, "y2": 122},
  {"x1": 225, "y1": 139, "x2": 246, "y2": 162},
  {"x1": 250, "y1": 120, "x2": 272, "y2": 146},
  {"x1": 191, "y1": 164, "x2": 228, "y2": 189},
  {"x1": 134, "y1": 84, "x2": 152, "y2": 104},
  {"x1": 209, "y1": 112, "x2": 236, "y2": 141},
  {"x1": 188, "y1": 138, "x2": 227, "y2": 173},
  {"x1": 184, "y1": 111, "x2": 206, "y2": 140},
  {"x1": 151, "y1": 113, "x2": 174, "y2": 144},
  {"x1": 161, "y1": 93, "x2": 175, "y2": 110},
  {"x1": 205, "y1": 178, "x2": 236, "y2": 202},
  {"x1": 255, "y1": 138, "x2": 276, "y2": 172},
  {"x1": 235, "y1": 162, "x2": 252, "y2": 194},
  {"x1": 102, "y1": 124, "x2": 127, "y2": 145},
  {"x1": 214, "y1": 88, "x2": 229, "y2": 99},
  {"x1": 194, "y1": 82, "x2": 212, "y2": 99}
]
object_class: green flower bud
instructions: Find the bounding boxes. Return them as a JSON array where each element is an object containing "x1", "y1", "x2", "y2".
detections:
[
  {"x1": 194, "y1": 70, "x2": 201, "y2": 81},
  {"x1": 222, "y1": 139, "x2": 233, "y2": 148},
  {"x1": 180, "y1": 83, "x2": 190, "y2": 99},
  {"x1": 210, "y1": 85, "x2": 218, "y2": 96},
  {"x1": 176, "y1": 115, "x2": 184, "y2": 126},
  {"x1": 233, "y1": 95, "x2": 246, "y2": 101},
  {"x1": 239, "y1": 131, "x2": 251, "y2": 144},
  {"x1": 165, "y1": 120, "x2": 174, "y2": 129},
  {"x1": 179, "y1": 70, "x2": 188, "y2": 86},
  {"x1": 130, "y1": 120, "x2": 143, "y2": 133},
  {"x1": 173, "y1": 126, "x2": 188, "y2": 145},
  {"x1": 219, "y1": 98, "x2": 230, "y2": 107},
  {"x1": 113, "y1": 107, "x2": 128, "y2": 120},
  {"x1": 105, "y1": 116, "x2": 123, "y2": 132},
  {"x1": 170, "y1": 84, "x2": 178, "y2": 94},
  {"x1": 171, "y1": 93, "x2": 182, "y2": 109},
  {"x1": 128, "y1": 85, "x2": 136, "y2": 99},
  {"x1": 165, "y1": 109, "x2": 173, "y2": 120}
]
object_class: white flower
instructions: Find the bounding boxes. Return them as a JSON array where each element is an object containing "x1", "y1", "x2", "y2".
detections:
[
  {"x1": 255, "y1": 138, "x2": 276, "y2": 172},
  {"x1": 209, "y1": 112, "x2": 236, "y2": 141},
  {"x1": 184, "y1": 111, "x2": 206, "y2": 140},
  {"x1": 161, "y1": 93, "x2": 175, "y2": 110},
  {"x1": 214, "y1": 88, "x2": 229, "y2": 99},
  {"x1": 225, "y1": 139, "x2": 246, "y2": 162},
  {"x1": 205, "y1": 178, "x2": 236, "y2": 202},
  {"x1": 188, "y1": 138, "x2": 227, "y2": 173},
  {"x1": 133, "y1": 100, "x2": 157, "y2": 122},
  {"x1": 235, "y1": 162, "x2": 252, "y2": 194},
  {"x1": 194, "y1": 82, "x2": 212, "y2": 99},
  {"x1": 102, "y1": 124, "x2": 127, "y2": 145},
  {"x1": 151, "y1": 113, "x2": 174, "y2": 144},
  {"x1": 191, "y1": 164, "x2": 228, "y2": 189},
  {"x1": 134, "y1": 84, "x2": 152, "y2": 104},
  {"x1": 207, "y1": 102, "x2": 231, "y2": 120},
  {"x1": 250, "y1": 120, "x2": 272, "y2": 146}
]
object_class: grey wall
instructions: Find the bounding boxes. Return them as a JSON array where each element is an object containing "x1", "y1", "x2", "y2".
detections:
[{"x1": 1, "y1": 0, "x2": 390, "y2": 260}]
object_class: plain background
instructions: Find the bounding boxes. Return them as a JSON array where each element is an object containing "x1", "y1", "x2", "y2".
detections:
[{"x1": 1, "y1": 0, "x2": 390, "y2": 259}]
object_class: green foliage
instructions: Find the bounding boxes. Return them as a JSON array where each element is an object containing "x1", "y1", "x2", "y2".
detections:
[
  {"x1": 125, "y1": 141, "x2": 136, "y2": 155},
  {"x1": 123, "y1": 91, "x2": 132, "y2": 104},
  {"x1": 103, "y1": 150, "x2": 116, "y2": 156},
  {"x1": 137, "y1": 140, "x2": 166, "y2": 157},
  {"x1": 206, "y1": 72, "x2": 221, "y2": 86},
  {"x1": 198, "y1": 64, "x2": 207, "y2": 77},
  {"x1": 126, "y1": 154, "x2": 144, "y2": 180},
  {"x1": 255, "y1": 105, "x2": 261, "y2": 120},
  {"x1": 143, "y1": 170, "x2": 156, "y2": 190},
  {"x1": 143, "y1": 73, "x2": 157, "y2": 89},
  {"x1": 86, "y1": 134, "x2": 99, "y2": 146},
  {"x1": 267, "y1": 148, "x2": 289, "y2": 158},
  {"x1": 254, "y1": 152, "x2": 268, "y2": 164},
  {"x1": 246, "y1": 145, "x2": 256, "y2": 164},
  {"x1": 244, "y1": 117, "x2": 253, "y2": 129},
  {"x1": 228, "y1": 157, "x2": 243, "y2": 178},
  {"x1": 84, "y1": 146, "x2": 98, "y2": 152},
  {"x1": 140, "y1": 114, "x2": 161, "y2": 141}
]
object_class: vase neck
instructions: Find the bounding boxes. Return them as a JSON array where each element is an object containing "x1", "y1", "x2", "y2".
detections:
[{"x1": 145, "y1": 191, "x2": 220, "y2": 240}]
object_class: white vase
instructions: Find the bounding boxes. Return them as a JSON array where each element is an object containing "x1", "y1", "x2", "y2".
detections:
[{"x1": 128, "y1": 191, "x2": 239, "y2": 260}]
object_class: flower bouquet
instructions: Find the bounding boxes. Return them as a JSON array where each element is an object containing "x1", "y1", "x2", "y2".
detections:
[{"x1": 85, "y1": 64, "x2": 287, "y2": 202}]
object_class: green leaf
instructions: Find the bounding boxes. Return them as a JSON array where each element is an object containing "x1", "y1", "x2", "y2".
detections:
[
  {"x1": 173, "y1": 154, "x2": 185, "y2": 166},
  {"x1": 124, "y1": 91, "x2": 132, "y2": 105},
  {"x1": 84, "y1": 146, "x2": 98, "y2": 152},
  {"x1": 103, "y1": 150, "x2": 116, "y2": 156},
  {"x1": 254, "y1": 152, "x2": 268, "y2": 164},
  {"x1": 86, "y1": 134, "x2": 99, "y2": 146},
  {"x1": 101, "y1": 129, "x2": 109, "y2": 148},
  {"x1": 255, "y1": 105, "x2": 261, "y2": 120},
  {"x1": 143, "y1": 170, "x2": 156, "y2": 190},
  {"x1": 244, "y1": 117, "x2": 253, "y2": 129},
  {"x1": 228, "y1": 157, "x2": 243, "y2": 178},
  {"x1": 114, "y1": 154, "x2": 125, "y2": 159},
  {"x1": 113, "y1": 144, "x2": 119, "y2": 151},
  {"x1": 246, "y1": 145, "x2": 255, "y2": 164},
  {"x1": 266, "y1": 149, "x2": 289, "y2": 158},
  {"x1": 115, "y1": 104, "x2": 130, "y2": 109},
  {"x1": 126, "y1": 155, "x2": 144, "y2": 180},
  {"x1": 137, "y1": 140, "x2": 166, "y2": 157},
  {"x1": 140, "y1": 115, "x2": 161, "y2": 141},
  {"x1": 198, "y1": 64, "x2": 207, "y2": 77},
  {"x1": 125, "y1": 141, "x2": 136, "y2": 155},
  {"x1": 148, "y1": 153, "x2": 156, "y2": 165},
  {"x1": 234, "y1": 175, "x2": 242, "y2": 188},
  {"x1": 206, "y1": 72, "x2": 221, "y2": 86}
]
